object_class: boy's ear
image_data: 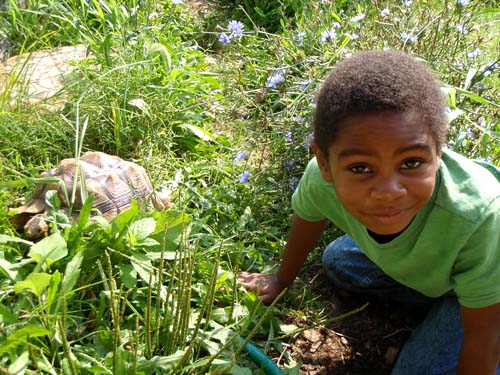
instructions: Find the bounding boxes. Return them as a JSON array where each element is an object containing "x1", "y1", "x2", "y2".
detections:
[{"x1": 311, "y1": 141, "x2": 333, "y2": 183}]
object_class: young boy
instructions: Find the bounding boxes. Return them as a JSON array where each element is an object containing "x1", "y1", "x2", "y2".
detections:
[{"x1": 239, "y1": 50, "x2": 500, "y2": 374}]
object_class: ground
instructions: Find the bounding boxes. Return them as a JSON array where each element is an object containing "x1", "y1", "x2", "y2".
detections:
[{"x1": 273, "y1": 266, "x2": 429, "y2": 375}]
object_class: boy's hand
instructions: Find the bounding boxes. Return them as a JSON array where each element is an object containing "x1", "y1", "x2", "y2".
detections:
[{"x1": 238, "y1": 272, "x2": 284, "y2": 305}]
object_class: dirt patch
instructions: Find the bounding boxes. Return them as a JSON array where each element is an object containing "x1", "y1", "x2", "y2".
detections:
[{"x1": 275, "y1": 270, "x2": 428, "y2": 374}]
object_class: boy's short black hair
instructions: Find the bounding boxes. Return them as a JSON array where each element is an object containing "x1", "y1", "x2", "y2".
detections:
[{"x1": 313, "y1": 50, "x2": 448, "y2": 157}]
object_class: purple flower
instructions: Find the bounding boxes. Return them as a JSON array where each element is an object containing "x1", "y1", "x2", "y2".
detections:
[
  {"x1": 304, "y1": 132, "x2": 314, "y2": 148},
  {"x1": 291, "y1": 116, "x2": 303, "y2": 122},
  {"x1": 320, "y1": 29, "x2": 337, "y2": 44},
  {"x1": 401, "y1": 32, "x2": 417, "y2": 43},
  {"x1": 289, "y1": 177, "x2": 299, "y2": 191},
  {"x1": 284, "y1": 160, "x2": 295, "y2": 171},
  {"x1": 171, "y1": 0, "x2": 183, "y2": 4},
  {"x1": 381, "y1": 7, "x2": 390, "y2": 17},
  {"x1": 266, "y1": 70, "x2": 285, "y2": 88},
  {"x1": 455, "y1": 23, "x2": 467, "y2": 33},
  {"x1": 465, "y1": 128, "x2": 474, "y2": 138},
  {"x1": 350, "y1": 13, "x2": 365, "y2": 23},
  {"x1": 228, "y1": 20, "x2": 244, "y2": 37},
  {"x1": 284, "y1": 131, "x2": 292, "y2": 143},
  {"x1": 295, "y1": 32, "x2": 306, "y2": 42},
  {"x1": 219, "y1": 32, "x2": 231, "y2": 45},
  {"x1": 403, "y1": 0, "x2": 412, "y2": 6},
  {"x1": 477, "y1": 156, "x2": 493, "y2": 163},
  {"x1": 467, "y1": 48, "x2": 481, "y2": 58},
  {"x1": 239, "y1": 170, "x2": 251, "y2": 184},
  {"x1": 457, "y1": 0, "x2": 468, "y2": 6},
  {"x1": 235, "y1": 150, "x2": 247, "y2": 162}
]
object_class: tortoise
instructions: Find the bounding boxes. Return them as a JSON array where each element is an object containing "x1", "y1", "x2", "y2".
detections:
[{"x1": 12, "y1": 151, "x2": 170, "y2": 239}]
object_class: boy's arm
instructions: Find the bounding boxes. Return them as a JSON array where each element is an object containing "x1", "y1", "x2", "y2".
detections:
[
  {"x1": 458, "y1": 302, "x2": 500, "y2": 374},
  {"x1": 239, "y1": 214, "x2": 328, "y2": 305},
  {"x1": 276, "y1": 214, "x2": 329, "y2": 289}
]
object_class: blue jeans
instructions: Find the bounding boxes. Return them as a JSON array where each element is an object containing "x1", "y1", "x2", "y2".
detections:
[{"x1": 322, "y1": 235, "x2": 500, "y2": 375}]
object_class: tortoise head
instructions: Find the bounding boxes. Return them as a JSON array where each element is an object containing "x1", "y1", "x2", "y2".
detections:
[{"x1": 24, "y1": 214, "x2": 49, "y2": 240}]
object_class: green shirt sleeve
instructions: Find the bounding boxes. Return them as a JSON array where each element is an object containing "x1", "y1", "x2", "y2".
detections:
[{"x1": 451, "y1": 197, "x2": 500, "y2": 308}]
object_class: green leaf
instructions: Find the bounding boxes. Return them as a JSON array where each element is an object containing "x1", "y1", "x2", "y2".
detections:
[
  {"x1": 0, "y1": 258, "x2": 19, "y2": 280},
  {"x1": 152, "y1": 210, "x2": 191, "y2": 251},
  {"x1": 8, "y1": 350, "x2": 29, "y2": 375},
  {"x1": 0, "y1": 325, "x2": 50, "y2": 355},
  {"x1": 131, "y1": 253, "x2": 156, "y2": 285},
  {"x1": 14, "y1": 273, "x2": 53, "y2": 297},
  {"x1": 46, "y1": 271, "x2": 61, "y2": 313},
  {"x1": 0, "y1": 303, "x2": 18, "y2": 324},
  {"x1": 178, "y1": 123, "x2": 213, "y2": 142},
  {"x1": 62, "y1": 251, "x2": 84, "y2": 295},
  {"x1": 28, "y1": 232, "x2": 68, "y2": 268},
  {"x1": 130, "y1": 217, "x2": 156, "y2": 241},
  {"x1": 136, "y1": 351, "x2": 186, "y2": 372},
  {"x1": 0, "y1": 234, "x2": 33, "y2": 246},
  {"x1": 119, "y1": 263, "x2": 137, "y2": 289}
]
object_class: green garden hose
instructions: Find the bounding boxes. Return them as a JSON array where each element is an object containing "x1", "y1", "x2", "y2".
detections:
[{"x1": 240, "y1": 339, "x2": 284, "y2": 375}]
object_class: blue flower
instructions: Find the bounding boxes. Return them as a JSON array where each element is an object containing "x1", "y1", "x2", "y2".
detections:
[
  {"x1": 350, "y1": 13, "x2": 365, "y2": 23},
  {"x1": 171, "y1": 0, "x2": 183, "y2": 4},
  {"x1": 235, "y1": 150, "x2": 247, "y2": 162},
  {"x1": 266, "y1": 70, "x2": 285, "y2": 88},
  {"x1": 239, "y1": 170, "x2": 251, "y2": 184},
  {"x1": 477, "y1": 156, "x2": 493, "y2": 163},
  {"x1": 284, "y1": 160, "x2": 295, "y2": 171},
  {"x1": 403, "y1": 0, "x2": 412, "y2": 6},
  {"x1": 457, "y1": 0, "x2": 468, "y2": 6},
  {"x1": 304, "y1": 132, "x2": 314, "y2": 148},
  {"x1": 289, "y1": 177, "x2": 299, "y2": 191},
  {"x1": 320, "y1": 28, "x2": 337, "y2": 44},
  {"x1": 401, "y1": 31, "x2": 417, "y2": 43},
  {"x1": 228, "y1": 20, "x2": 244, "y2": 37},
  {"x1": 381, "y1": 7, "x2": 390, "y2": 17},
  {"x1": 467, "y1": 48, "x2": 481, "y2": 58},
  {"x1": 284, "y1": 131, "x2": 292, "y2": 143},
  {"x1": 291, "y1": 116, "x2": 303, "y2": 123},
  {"x1": 295, "y1": 32, "x2": 306, "y2": 42},
  {"x1": 298, "y1": 79, "x2": 312, "y2": 90},
  {"x1": 219, "y1": 32, "x2": 231, "y2": 45},
  {"x1": 455, "y1": 23, "x2": 467, "y2": 33}
]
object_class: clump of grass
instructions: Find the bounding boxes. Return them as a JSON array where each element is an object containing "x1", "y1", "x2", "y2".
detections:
[{"x1": 0, "y1": 0, "x2": 499, "y2": 373}]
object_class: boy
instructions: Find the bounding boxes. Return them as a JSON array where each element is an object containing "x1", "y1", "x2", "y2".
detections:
[{"x1": 239, "y1": 50, "x2": 500, "y2": 374}]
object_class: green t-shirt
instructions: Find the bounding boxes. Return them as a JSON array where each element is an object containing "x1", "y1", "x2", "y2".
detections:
[{"x1": 291, "y1": 149, "x2": 500, "y2": 308}]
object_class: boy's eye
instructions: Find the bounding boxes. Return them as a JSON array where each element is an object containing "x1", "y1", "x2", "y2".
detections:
[
  {"x1": 349, "y1": 165, "x2": 372, "y2": 174},
  {"x1": 401, "y1": 159, "x2": 423, "y2": 169}
]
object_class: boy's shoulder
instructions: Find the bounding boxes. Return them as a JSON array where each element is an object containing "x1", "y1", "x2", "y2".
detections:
[{"x1": 437, "y1": 149, "x2": 500, "y2": 221}]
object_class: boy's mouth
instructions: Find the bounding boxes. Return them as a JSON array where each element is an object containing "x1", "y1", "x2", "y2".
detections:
[{"x1": 367, "y1": 208, "x2": 409, "y2": 224}]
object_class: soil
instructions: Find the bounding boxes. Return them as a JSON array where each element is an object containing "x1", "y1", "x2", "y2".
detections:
[{"x1": 272, "y1": 267, "x2": 429, "y2": 375}]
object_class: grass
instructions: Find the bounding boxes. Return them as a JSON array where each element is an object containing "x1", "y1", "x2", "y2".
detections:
[{"x1": 0, "y1": 0, "x2": 499, "y2": 374}]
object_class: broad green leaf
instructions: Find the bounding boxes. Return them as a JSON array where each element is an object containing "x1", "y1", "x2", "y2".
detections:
[
  {"x1": 8, "y1": 350, "x2": 29, "y2": 375},
  {"x1": 0, "y1": 258, "x2": 18, "y2": 280},
  {"x1": 131, "y1": 253, "x2": 156, "y2": 285},
  {"x1": 178, "y1": 123, "x2": 213, "y2": 142},
  {"x1": 14, "y1": 273, "x2": 53, "y2": 297},
  {"x1": 0, "y1": 325, "x2": 49, "y2": 355},
  {"x1": 0, "y1": 303, "x2": 18, "y2": 324},
  {"x1": 62, "y1": 251, "x2": 84, "y2": 295},
  {"x1": 119, "y1": 263, "x2": 137, "y2": 289},
  {"x1": 136, "y1": 351, "x2": 186, "y2": 372},
  {"x1": 0, "y1": 234, "x2": 33, "y2": 246},
  {"x1": 28, "y1": 232, "x2": 68, "y2": 268},
  {"x1": 152, "y1": 210, "x2": 192, "y2": 251},
  {"x1": 46, "y1": 271, "x2": 61, "y2": 313},
  {"x1": 130, "y1": 217, "x2": 156, "y2": 241}
]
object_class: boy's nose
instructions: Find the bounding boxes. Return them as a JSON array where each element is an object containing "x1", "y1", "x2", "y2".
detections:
[{"x1": 370, "y1": 176, "x2": 406, "y2": 201}]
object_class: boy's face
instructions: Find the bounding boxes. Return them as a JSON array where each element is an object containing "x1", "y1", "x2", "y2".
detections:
[{"x1": 313, "y1": 110, "x2": 441, "y2": 235}]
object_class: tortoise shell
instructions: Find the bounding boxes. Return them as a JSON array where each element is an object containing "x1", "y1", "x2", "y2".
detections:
[{"x1": 13, "y1": 151, "x2": 167, "y2": 238}]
